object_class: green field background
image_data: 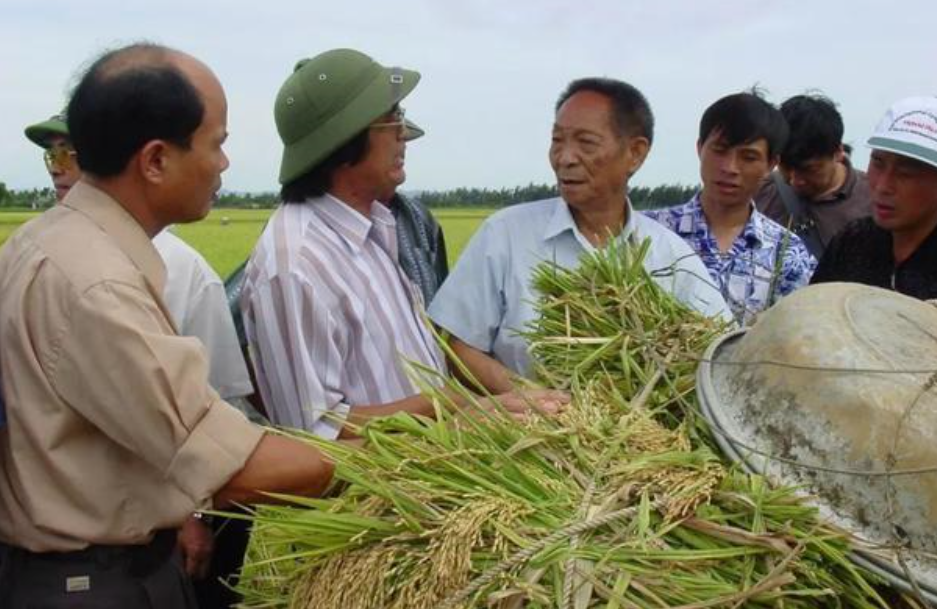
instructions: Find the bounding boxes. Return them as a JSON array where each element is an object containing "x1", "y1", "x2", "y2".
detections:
[{"x1": 0, "y1": 207, "x2": 493, "y2": 279}]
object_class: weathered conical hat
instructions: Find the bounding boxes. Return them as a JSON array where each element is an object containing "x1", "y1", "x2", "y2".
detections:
[{"x1": 698, "y1": 282, "x2": 937, "y2": 602}]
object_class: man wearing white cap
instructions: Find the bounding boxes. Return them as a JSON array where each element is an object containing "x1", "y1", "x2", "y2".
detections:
[{"x1": 812, "y1": 96, "x2": 937, "y2": 299}]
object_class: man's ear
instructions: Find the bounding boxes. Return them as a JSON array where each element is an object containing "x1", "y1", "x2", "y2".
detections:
[
  {"x1": 767, "y1": 154, "x2": 780, "y2": 174},
  {"x1": 136, "y1": 140, "x2": 171, "y2": 185},
  {"x1": 625, "y1": 136, "x2": 651, "y2": 176},
  {"x1": 833, "y1": 144, "x2": 846, "y2": 163}
]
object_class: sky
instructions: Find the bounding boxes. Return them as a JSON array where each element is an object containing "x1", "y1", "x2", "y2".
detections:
[{"x1": 1, "y1": 0, "x2": 934, "y2": 195}]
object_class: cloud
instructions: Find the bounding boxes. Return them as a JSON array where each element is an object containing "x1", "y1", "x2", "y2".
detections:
[{"x1": 2, "y1": 0, "x2": 935, "y2": 194}]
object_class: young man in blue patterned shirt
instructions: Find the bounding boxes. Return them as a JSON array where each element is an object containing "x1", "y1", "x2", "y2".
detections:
[{"x1": 644, "y1": 92, "x2": 816, "y2": 325}]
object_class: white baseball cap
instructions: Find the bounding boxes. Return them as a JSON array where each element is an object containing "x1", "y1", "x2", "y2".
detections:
[{"x1": 867, "y1": 96, "x2": 937, "y2": 170}]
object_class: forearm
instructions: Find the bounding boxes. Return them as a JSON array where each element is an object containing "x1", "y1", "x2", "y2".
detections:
[
  {"x1": 337, "y1": 380, "x2": 513, "y2": 440},
  {"x1": 214, "y1": 433, "x2": 334, "y2": 507},
  {"x1": 338, "y1": 394, "x2": 436, "y2": 439},
  {"x1": 449, "y1": 337, "x2": 515, "y2": 394},
  {"x1": 336, "y1": 376, "x2": 570, "y2": 440}
]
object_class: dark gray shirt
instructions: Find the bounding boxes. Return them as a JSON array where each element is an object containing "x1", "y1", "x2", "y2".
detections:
[
  {"x1": 755, "y1": 162, "x2": 871, "y2": 255},
  {"x1": 389, "y1": 193, "x2": 449, "y2": 304}
]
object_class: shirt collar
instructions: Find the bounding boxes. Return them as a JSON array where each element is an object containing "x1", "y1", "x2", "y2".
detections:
[
  {"x1": 812, "y1": 159, "x2": 858, "y2": 202},
  {"x1": 314, "y1": 193, "x2": 396, "y2": 254},
  {"x1": 742, "y1": 202, "x2": 770, "y2": 248},
  {"x1": 690, "y1": 192, "x2": 768, "y2": 248},
  {"x1": 62, "y1": 181, "x2": 167, "y2": 294},
  {"x1": 834, "y1": 160, "x2": 858, "y2": 199},
  {"x1": 543, "y1": 196, "x2": 638, "y2": 248}
]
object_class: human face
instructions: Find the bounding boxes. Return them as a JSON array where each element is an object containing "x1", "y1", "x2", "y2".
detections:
[
  {"x1": 779, "y1": 152, "x2": 841, "y2": 200},
  {"x1": 867, "y1": 150, "x2": 937, "y2": 236},
  {"x1": 161, "y1": 57, "x2": 230, "y2": 223},
  {"x1": 698, "y1": 132, "x2": 773, "y2": 210},
  {"x1": 44, "y1": 135, "x2": 80, "y2": 202},
  {"x1": 358, "y1": 106, "x2": 408, "y2": 202},
  {"x1": 549, "y1": 90, "x2": 648, "y2": 212}
]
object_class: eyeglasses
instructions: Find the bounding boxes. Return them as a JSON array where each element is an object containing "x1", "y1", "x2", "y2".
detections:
[
  {"x1": 43, "y1": 145, "x2": 77, "y2": 172},
  {"x1": 369, "y1": 107, "x2": 406, "y2": 132}
]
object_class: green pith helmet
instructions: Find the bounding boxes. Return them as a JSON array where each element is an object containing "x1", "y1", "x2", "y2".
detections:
[
  {"x1": 275, "y1": 48, "x2": 420, "y2": 185},
  {"x1": 404, "y1": 118, "x2": 424, "y2": 142},
  {"x1": 25, "y1": 113, "x2": 69, "y2": 148}
]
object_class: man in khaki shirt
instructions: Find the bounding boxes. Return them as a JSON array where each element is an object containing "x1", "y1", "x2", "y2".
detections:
[{"x1": 0, "y1": 43, "x2": 333, "y2": 608}]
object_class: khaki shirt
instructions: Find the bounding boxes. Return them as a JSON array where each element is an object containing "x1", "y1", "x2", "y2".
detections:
[{"x1": 0, "y1": 182, "x2": 264, "y2": 552}]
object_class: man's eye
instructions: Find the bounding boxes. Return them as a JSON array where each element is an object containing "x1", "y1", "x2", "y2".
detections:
[{"x1": 896, "y1": 167, "x2": 919, "y2": 179}]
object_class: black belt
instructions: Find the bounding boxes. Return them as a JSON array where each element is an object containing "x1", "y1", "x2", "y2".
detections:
[{"x1": 1, "y1": 529, "x2": 177, "y2": 577}]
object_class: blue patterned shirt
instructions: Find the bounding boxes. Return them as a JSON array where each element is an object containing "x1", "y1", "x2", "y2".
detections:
[{"x1": 643, "y1": 194, "x2": 816, "y2": 325}]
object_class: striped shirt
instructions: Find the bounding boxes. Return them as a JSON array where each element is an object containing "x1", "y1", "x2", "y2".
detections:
[{"x1": 241, "y1": 195, "x2": 445, "y2": 439}]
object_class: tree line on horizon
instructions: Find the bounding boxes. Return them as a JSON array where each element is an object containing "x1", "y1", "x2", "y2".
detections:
[
  {"x1": 416, "y1": 183, "x2": 699, "y2": 210},
  {"x1": 0, "y1": 181, "x2": 699, "y2": 211}
]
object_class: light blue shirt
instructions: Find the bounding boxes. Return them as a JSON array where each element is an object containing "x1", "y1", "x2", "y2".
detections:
[{"x1": 428, "y1": 197, "x2": 732, "y2": 376}]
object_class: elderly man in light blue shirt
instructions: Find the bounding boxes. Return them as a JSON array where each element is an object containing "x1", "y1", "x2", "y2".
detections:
[{"x1": 429, "y1": 77, "x2": 731, "y2": 393}]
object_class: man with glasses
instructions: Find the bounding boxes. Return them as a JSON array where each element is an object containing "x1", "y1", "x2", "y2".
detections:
[
  {"x1": 24, "y1": 113, "x2": 80, "y2": 202},
  {"x1": 384, "y1": 120, "x2": 449, "y2": 305},
  {"x1": 241, "y1": 48, "x2": 564, "y2": 439},
  {"x1": 223, "y1": 118, "x2": 448, "y2": 358}
]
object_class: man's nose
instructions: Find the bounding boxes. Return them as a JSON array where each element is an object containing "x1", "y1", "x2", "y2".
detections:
[
  {"x1": 555, "y1": 146, "x2": 579, "y2": 166},
  {"x1": 872, "y1": 168, "x2": 896, "y2": 195},
  {"x1": 720, "y1": 153, "x2": 740, "y2": 174}
]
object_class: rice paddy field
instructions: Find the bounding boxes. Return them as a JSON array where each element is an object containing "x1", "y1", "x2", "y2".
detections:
[{"x1": 0, "y1": 207, "x2": 493, "y2": 279}]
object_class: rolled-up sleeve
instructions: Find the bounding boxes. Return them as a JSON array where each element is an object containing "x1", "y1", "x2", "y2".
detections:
[
  {"x1": 428, "y1": 220, "x2": 505, "y2": 353},
  {"x1": 48, "y1": 280, "x2": 264, "y2": 503}
]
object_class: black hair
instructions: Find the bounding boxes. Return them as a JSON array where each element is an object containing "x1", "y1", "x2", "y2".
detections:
[
  {"x1": 67, "y1": 43, "x2": 205, "y2": 177},
  {"x1": 779, "y1": 94, "x2": 844, "y2": 167},
  {"x1": 698, "y1": 90, "x2": 788, "y2": 159},
  {"x1": 280, "y1": 130, "x2": 370, "y2": 203},
  {"x1": 556, "y1": 77, "x2": 654, "y2": 145}
]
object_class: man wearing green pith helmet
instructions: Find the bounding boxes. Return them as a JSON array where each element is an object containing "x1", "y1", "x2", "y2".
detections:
[
  {"x1": 224, "y1": 117, "x2": 448, "y2": 351},
  {"x1": 241, "y1": 49, "x2": 566, "y2": 439},
  {"x1": 24, "y1": 113, "x2": 80, "y2": 201}
]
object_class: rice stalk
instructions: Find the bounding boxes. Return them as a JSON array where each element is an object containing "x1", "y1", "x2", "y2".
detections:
[{"x1": 231, "y1": 238, "x2": 897, "y2": 608}]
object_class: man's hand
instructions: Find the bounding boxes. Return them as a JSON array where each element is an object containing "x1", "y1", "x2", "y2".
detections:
[
  {"x1": 480, "y1": 388, "x2": 570, "y2": 420},
  {"x1": 177, "y1": 514, "x2": 214, "y2": 580}
]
